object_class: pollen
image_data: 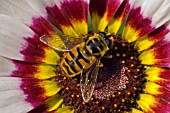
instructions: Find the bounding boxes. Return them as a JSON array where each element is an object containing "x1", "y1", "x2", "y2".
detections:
[
  {"x1": 121, "y1": 99, "x2": 125, "y2": 102},
  {"x1": 116, "y1": 53, "x2": 120, "y2": 57},
  {"x1": 101, "y1": 106, "x2": 105, "y2": 110},
  {"x1": 136, "y1": 68, "x2": 140, "y2": 72},
  {"x1": 130, "y1": 64, "x2": 134, "y2": 67},
  {"x1": 112, "y1": 94, "x2": 115, "y2": 97},
  {"x1": 118, "y1": 92, "x2": 121, "y2": 95},
  {"x1": 122, "y1": 53, "x2": 126, "y2": 57},
  {"x1": 134, "y1": 87, "x2": 137, "y2": 90},
  {"x1": 71, "y1": 94, "x2": 74, "y2": 97},
  {"x1": 122, "y1": 43, "x2": 126, "y2": 47},
  {"x1": 65, "y1": 87, "x2": 69, "y2": 90},
  {"x1": 126, "y1": 81, "x2": 129, "y2": 84},
  {"x1": 121, "y1": 60, "x2": 125, "y2": 64},
  {"x1": 96, "y1": 101, "x2": 99, "y2": 104},
  {"x1": 77, "y1": 84, "x2": 80, "y2": 87},
  {"x1": 127, "y1": 69, "x2": 131, "y2": 73},
  {"x1": 130, "y1": 56, "x2": 134, "y2": 59},
  {"x1": 114, "y1": 46, "x2": 118, "y2": 50},
  {"x1": 114, "y1": 104, "x2": 117, "y2": 108},
  {"x1": 127, "y1": 92, "x2": 131, "y2": 95},
  {"x1": 134, "y1": 75, "x2": 138, "y2": 79}
]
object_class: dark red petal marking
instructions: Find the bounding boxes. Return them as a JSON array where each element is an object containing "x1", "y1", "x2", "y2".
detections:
[
  {"x1": 153, "y1": 37, "x2": 170, "y2": 48},
  {"x1": 20, "y1": 34, "x2": 45, "y2": 63},
  {"x1": 90, "y1": 0, "x2": 107, "y2": 17},
  {"x1": 114, "y1": 0, "x2": 130, "y2": 19},
  {"x1": 21, "y1": 78, "x2": 60, "y2": 108},
  {"x1": 23, "y1": 16, "x2": 60, "y2": 64},
  {"x1": 135, "y1": 24, "x2": 170, "y2": 51},
  {"x1": 106, "y1": 0, "x2": 123, "y2": 21},
  {"x1": 28, "y1": 94, "x2": 63, "y2": 113},
  {"x1": 157, "y1": 68, "x2": 170, "y2": 89},
  {"x1": 148, "y1": 25, "x2": 170, "y2": 45},
  {"x1": 149, "y1": 96, "x2": 170, "y2": 113},
  {"x1": 157, "y1": 86, "x2": 170, "y2": 102},
  {"x1": 19, "y1": 32, "x2": 59, "y2": 64},
  {"x1": 30, "y1": 17, "x2": 55, "y2": 36},
  {"x1": 138, "y1": 94, "x2": 170, "y2": 113},
  {"x1": 152, "y1": 40, "x2": 170, "y2": 67},
  {"x1": 127, "y1": 7, "x2": 154, "y2": 37},
  {"x1": 28, "y1": 104, "x2": 48, "y2": 113},
  {"x1": 90, "y1": 0, "x2": 123, "y2": 31},
  {"x1": 11, "y1": 59, "x2": 56, "y2": 80},
  {"x1": 12, "y1": 60, "x2": 37, "y2": 78},
  {"x1": 46, "y1": 5, "x2": 71, "y2": 30},
  {"x1": 57, "y1": 0, "x2": 89, "y2": 35},
  {"x1": 90, "y1": 0, "x2": 122, "y2": 20},
  {"x1": 145, "y1": 67, "x2": 170, "y2": 90},
  {"x1": 20, "y1": 79, "x2": 47, "y2": 107},
  {"x1": 45, "y1": 0, "x2": 89, "y2": 35},
  {"x1": 108, "y1": 0, "x2": 130, "y2": 34},
  {"x1": 139, "y1": 36, "x2": 170, "y2": 67},
  {"x1": 60, "y1": 0, "x2": 88, "y2": 22},
  {"x1": 123, "y1": 6, "x2": 158, "y2": 42},
  {"x1": 144, "y1": 81, "x2": 170, "y2": 103}
]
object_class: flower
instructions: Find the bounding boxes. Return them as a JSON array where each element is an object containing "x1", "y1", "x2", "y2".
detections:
[{"x1": 0, "y1": 0, "x2": 170, "y2": 113}]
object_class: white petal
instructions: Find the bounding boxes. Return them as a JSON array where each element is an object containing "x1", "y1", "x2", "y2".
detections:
[
  {"x1": 0, "y1": 77, "x2": 21, "y2": 91},
  {"x1": 156, "y1": 31, "x2": 170, "y2": 46},
  {"x1": 130, "y1": 0, "x2": 170, "y2": 28},
  {"x1": 0, "y1": 14, "x2": 37, "y2": 61},
  {"x1": 0, "y1": 100, "x2": 32, "y2": 113},
  {"x1": 0, "y1": 77, "x2": 33, "y2": 113},
  {"x1": 130, "y1": 0, "x2": 163, "y2": 17},
  {"x1": 26, "y1": 0, "x2": 55, "y2": 17},
  {"x1": 0, "y1": 0, "x2": 39, "y2": 25},
  {"x1": 0, "y1": 14, "x2": 36, "y2": 41},
  {"x1": 152, "y1": 0, "x2": 170, "y2": 27},
  {"x1": 0, "y1": 0, "x2": 57, "y2": 36},
  {"x1": 0, "y1": 57, "x2": 15, "y2": 76}
]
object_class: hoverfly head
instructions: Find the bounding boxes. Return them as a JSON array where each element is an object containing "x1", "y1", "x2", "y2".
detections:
[{"x1": 84, "y1": 33, "x2": 109, "y2": 57}]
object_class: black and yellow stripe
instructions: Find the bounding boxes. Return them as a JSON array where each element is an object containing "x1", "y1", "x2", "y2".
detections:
[{"x1": 61, "y1": 44, "x2": 92, "y2": 77}]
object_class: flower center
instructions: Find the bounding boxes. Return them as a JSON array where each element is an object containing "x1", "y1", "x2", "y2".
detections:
[
  {"x1": 94, "y1": 65, "x2": 128, "y2": 100},
  {"x1": 55, "y1": 34, "x2": 146, "y2": 112}
]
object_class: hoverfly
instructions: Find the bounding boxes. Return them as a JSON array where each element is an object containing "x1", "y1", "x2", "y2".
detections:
[{"x1": 40, "y1": 32, "x2": 114, "y2": 102}]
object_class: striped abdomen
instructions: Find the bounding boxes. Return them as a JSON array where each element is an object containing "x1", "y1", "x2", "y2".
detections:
[{"x1": 60, "y1": 43, "x2": 94, "y2": 77}]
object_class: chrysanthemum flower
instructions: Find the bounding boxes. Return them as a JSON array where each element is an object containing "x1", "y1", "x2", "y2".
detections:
[{"x1": 0, "y1": 0, "x2": 170, "y2": 112}]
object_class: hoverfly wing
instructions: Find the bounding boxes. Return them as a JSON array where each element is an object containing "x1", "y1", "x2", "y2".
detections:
[
  {"x1": 80, "y1": 59, "x2": 100, "y2": 102},
  {"x1": 40, "y1": 34, "x2": 84, "y2": 51}
]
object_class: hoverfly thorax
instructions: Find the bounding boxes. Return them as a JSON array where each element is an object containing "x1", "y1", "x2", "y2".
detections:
[{"x1": 84, "y1": 33, "x2": 109, "y2": 57}]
